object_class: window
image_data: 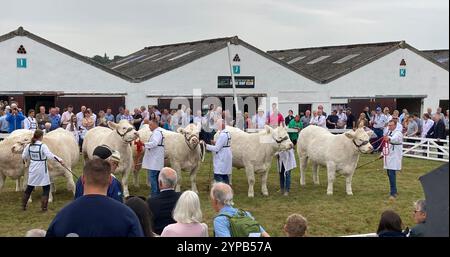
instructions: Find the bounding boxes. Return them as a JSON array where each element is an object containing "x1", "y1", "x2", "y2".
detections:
[
  {"x1": 307, "y1": 55, "x2": 330, "y2": 64},
  {"x1": 168, "y1": 51, "x2": 195, "y2": 61},
  {"x1": 287, "y1": 56, "x2": 306, "y2": 64},
  {"x1": 332, "y1": 54, "x2": 360, "y2": 64}
]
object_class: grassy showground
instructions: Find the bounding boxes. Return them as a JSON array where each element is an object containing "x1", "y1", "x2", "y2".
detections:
[{"x1": 0, "y1": 153, "x2": 443, "y2": 237}]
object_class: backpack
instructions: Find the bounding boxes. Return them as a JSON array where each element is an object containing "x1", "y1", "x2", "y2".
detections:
[{"x1": 217, "y1": 209, "x2": 262, "y2": 237}]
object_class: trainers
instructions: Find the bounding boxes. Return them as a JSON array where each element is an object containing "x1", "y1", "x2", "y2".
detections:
[{"x1": 284, "y1": 191, "x2": 289, "y2": 197}]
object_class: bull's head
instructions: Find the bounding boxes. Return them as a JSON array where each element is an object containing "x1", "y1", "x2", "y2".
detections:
[
  {"x1": 264, "y1": 125, "x2": 294, "y2": 151},
  {"x1": 344, "y1": 128, "x2": 374, "y2": 153},
  {"x1": 108, "y1": 120, "x2": 139, "y2": 143},
  {"x1": 11, "y1": 136, "x2": 32, "y2": 154},
  {"x1": 178, "y1": 124, "x2": 200, "y2": 150}
]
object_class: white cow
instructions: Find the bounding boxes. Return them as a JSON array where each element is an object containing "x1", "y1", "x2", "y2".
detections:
[
  {"x1": 133, "y1": 124, "x2": 204, "y2": 193},
  {"x1": 217, "y1": 125, "x2": 294, "y2": 198},
  {"x1": 297, "y1": 126, "x2": 374, "y2": 195},
  {"x1": 82, "y1": 120, "x2": 139, "y2": 197},
  {"x1": 10, "y1": 128, "x2": 80, "y2": 202}
]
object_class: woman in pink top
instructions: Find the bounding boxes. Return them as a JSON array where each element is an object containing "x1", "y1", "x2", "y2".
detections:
[{"x1": 161, "y1": 191, "x2": 209, "y2": 237}]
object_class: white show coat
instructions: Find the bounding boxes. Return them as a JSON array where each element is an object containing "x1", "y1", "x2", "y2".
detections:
[
  {"x1": 277, "y1": 148, "x2": 297, "y2": 172},
  {"x1": 383, "y1": 130, "x2": 403, "y2": 171},
  {"x1": 24, "y1": 117, "x2": 37, "y2": 131},
  {"x1": 142, "y1": 127, "x2": 165, "y2": 171},
  {"x1": 252, "y1": 114, "x2": 266, "y2": 129},
  {"x1": 22, "y1": 140, "x2": 62, "y2": 186},
  {"x1": 206, "y1": 129, "x2": 232, "y2": 175},
  {"x1": 310, "y1": 115, "x2": 327, "y2": 128}
]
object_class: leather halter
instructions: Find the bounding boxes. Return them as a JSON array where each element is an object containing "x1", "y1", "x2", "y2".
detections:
[
  {"x1": 353, "y1": 139, "x2": 370, "y2": 153},
  {"x1": 184, "y1": 133, "x2": 199, "y2": 151},
  {"x1": 116, "y1": 127, "x2": 135, "y2": 143},
  {"x1": 274, "y1": 135, "x2": 289, "y2": 144}
]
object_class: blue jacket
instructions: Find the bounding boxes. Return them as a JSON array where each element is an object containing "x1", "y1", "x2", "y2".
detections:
[
  {"x1": 74, "y1": 175, "x2": 123, "y2": 203},
  {"x1": 6, "y1": 112, "x2": 25, "y2": 133}
]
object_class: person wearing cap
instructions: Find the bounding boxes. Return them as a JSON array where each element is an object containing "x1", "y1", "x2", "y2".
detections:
[
  {"x1": 252, "y1": 107, "x2": 266, "y2": 129},
  {"x1": 371, "y1": 107, "x2": 388, "y2": 151},
  {"x1": 74, "y1": 145, "x2": 124, "y2": 203}
]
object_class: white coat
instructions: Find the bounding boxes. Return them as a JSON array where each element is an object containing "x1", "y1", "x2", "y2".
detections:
[
  {"x1": 22, "y1": 140, "x2": 62, "y2": 186},
  {"x1": 206, "y1": 129, "x2": 232, "y2": 175},
  {"x1": 142, "y1": 127, "x2": 165, "y2": 171},
  {"x1": 383, "y1": 130, "x2": 403, "y2": 171},
  {"x1": 277, "y1": 148, "x2": 297, "y2": 172},
  {"x1": 310, "y1": 115, "x2": 327, "y2": 128}
]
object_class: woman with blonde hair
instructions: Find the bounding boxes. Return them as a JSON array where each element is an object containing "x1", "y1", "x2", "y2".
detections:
[{"x1": 161, "y1": 191, "x2": 208, "y2": 237}]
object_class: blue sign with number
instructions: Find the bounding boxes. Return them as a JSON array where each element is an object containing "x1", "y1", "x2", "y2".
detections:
[
  {"x1": 17, "y1": 58, "x2": 27, "y2": 68},
  {"x1": 399, "y1": 68, "x2": 406, "y2": 77},
  {"x1": 233, "y1": 65, "x2": 240, "y2": 74}
]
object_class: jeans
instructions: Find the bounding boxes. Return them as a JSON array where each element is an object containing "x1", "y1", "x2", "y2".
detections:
[
  {"x1": 148, "y1": 169, "x2": 160, "y2": 197},
  {"x1": 373, "y1": 128, "x2": 384, "y2": 150},
  {"x1": 386, "y1": 169, "x2": 397, "y2": 197},
  {"x1": 279, "y1": 164, "x2": 291, "y2": 192},
  {"x1": 214, "y1": 174, "x2": 230, "y2": 184}
]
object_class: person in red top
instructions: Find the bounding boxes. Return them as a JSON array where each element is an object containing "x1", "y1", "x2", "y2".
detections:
[{"x1": 266, "y1": 103, "x2": 284, "y2": 128}]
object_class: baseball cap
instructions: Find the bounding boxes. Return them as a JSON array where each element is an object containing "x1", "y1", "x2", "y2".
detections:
[
  {"x1": 93, "y1": 145, "x2": 113, "y2": 160},
  {"x1": 110, "y1": 150, "x2": 121, "y2": 163}
]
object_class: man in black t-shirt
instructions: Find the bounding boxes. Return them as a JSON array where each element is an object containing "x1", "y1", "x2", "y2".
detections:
[
  {"x1": 346, "y1": 108, "x2": 356, "y2": 129},
  {"x1": 46, "y1": 159, "x2": 143, "y2": 237},
  {"x1": 326, "y1": 110, "x2": 339, "y2": 129}
]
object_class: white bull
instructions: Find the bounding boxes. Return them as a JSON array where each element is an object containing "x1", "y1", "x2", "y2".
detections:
[
  {"x1": 82, "y1": 120, "x2": 139, "y2": 197},
  {"x1": 216, "y1": 125, "x2": 294, "y2": 198},
  {"x1": 297, "y1": 126, "x2": 374, "y2": 195},
  {"x1": 133, "y1": 124, "x2": 204, "y2": 193}
]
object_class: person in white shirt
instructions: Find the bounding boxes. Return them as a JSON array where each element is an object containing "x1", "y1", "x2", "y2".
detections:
[
  {"x1": 384, "y1": 107, "x2": 392, "y2": 122},
  {"x1": 65, "y1": 114, "x2": 80, "y2": 145},
  {"x1": 193, "y1": 110, "x2": 205, "y2": 132},
  {"x1": 76, "y1": 106, "x2": 87, "y2": 129},
  {"x1": 336, "y1": 108, "x2": 347, "y2": 129},
  {"x1": 252, "y1": 107, "x2": 266, "y2": 129},
  {"x1": 383, "y1": 120, "x2": 403, "y2": 200},
  {"x1": 421, "y1": 113, "x2": 434, "y2": 138},
  {"x1": 310, "y1": 110, "x2": 326, "y2": 128},
  {"x1": 372, "y1": 107, "x2": 388, "y2": 151},
  {"x1": 24, "y1": 109, "x2": 37, "y2": 131},
  {"x1": 60, "y1": 105, "x2": 74, "y2": 129},
  {"x1": 277, "y1": 148, "x2": 296, "y2": 197},
  {"x1": 142, "y1": 119, "x2": 165, "y2": 197}
]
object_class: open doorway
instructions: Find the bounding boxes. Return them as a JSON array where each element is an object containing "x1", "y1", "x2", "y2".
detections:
[
  {"x1": 298, "y1": 104, "x2": 312, "y2": 117},
  {"x1": 439, "y1": 100, "x2": 449, "y2": 111},
  {"x1": 396, "y1": 98, "x2": 422, "y2": 115},
  {"x1": 25, "y1": 95, "x2": 55, "y2": 113}
]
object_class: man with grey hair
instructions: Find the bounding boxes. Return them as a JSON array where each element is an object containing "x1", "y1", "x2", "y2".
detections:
[
  {"x1": 25, "y1": 229, "x2": 47, "y2": 237},
  {"x1": 146, "y1": 167, "x2": 182, "y2": 235},
  {"x1": 210, "y1": 182, "x2": 269, "y2": 237},
  {"x1": 410, "y1": 199, "x2": 427, "y2": 237}
]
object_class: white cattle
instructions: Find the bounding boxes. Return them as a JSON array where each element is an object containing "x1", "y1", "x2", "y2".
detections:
[
  {"x1": 82, "y1": 120, "x2": 139, "y2": 197},
  {"x1": 133, "y1": 124, "x2": 204, "y2": 193},
  {"x1": 10, "y1": 128, "x2": 80, "y2": 202},
  {"x1": 217, "y1": 125, "x2": 294, "y2": 198},
  {"x1": 297, "y1": 126, "x2": 374, "y2": 195}
]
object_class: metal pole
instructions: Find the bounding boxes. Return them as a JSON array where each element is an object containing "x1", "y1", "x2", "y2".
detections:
[{"x1": 227, "y1": 41, "x2": 239, "y2": 114}]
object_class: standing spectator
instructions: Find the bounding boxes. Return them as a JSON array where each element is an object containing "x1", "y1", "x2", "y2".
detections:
[
  {"x1": 284, "y1": 214, "x2": 307, "y2": 237},
  {"x1": 300, "y1": 110, "x2": 311, "y2": 129},
  {"x1": 277, "y1": 148, "x2": 296, "y2": 196},
  {"x1": 204, "y1": 104, "x2": 217, "y2": 143},
  {"x1": 383, "y1": 120, "x2": 403, "y2": 199},
  {"x1": 0, "y1": 108, "x2": 9, "y2": 133},
  {"x1": 421, "y1": 113, "x2": 434, "y2": 138},
  {"x1": 310, "y1": 110, "x2": 326, "y2": 128},
  {"x1": 132, "y1": 108, "x2": 143, "y2": 130},
  {"x1": 82, "y1": 110, "x2": 95, "y2": 131},
  {"x1": 393, "y1": 110, "x2": 400, "y2": 119},
  {"x1": 6, "y1": 106, "x2": 25, "y2": 133},
  {"x1": 60, "y1": 105, "x2": 73, "y2": 129},
  {"x1": 436, "y1": 107, "x2": 444, "y2": 120},
  {"x1": 318, "y1": 104, "x2": 327, "y2": 117},
  {"x1": 24, "y1": 109, "x2": 37, "y2": 131},
  {"x1": 267, "y1": 103, "x2": 284, "y2": 128},
  {"x1": 336, "y1": 108, "x2": 347, "y2": 129},
  {"x1": 445, "y1": 110, "x2": 449, "y2": 136},
  {"x1": 124, "y1": 196, "x2": 155, "y2": 237},
  {"x1": 76, "y1": 106, "x2": 87, "y2": 129},
  {"x1": 284, "y1": 110, "x2": 294, "y2": 126},
  {"x1": 140, "y1": 106, "x2": 149, "y2": 121},
  {"x1": 121, "y1": 109, "x2": 133, "y2": 124},
  {"x1": 252, "y1": 107, "x2": 266, "y2": 129},
  {"x1": 182, "y1": 108, "x2": 193, "y2": 128},
  {"x1": 326, "y1": 110, "x2": 339, "y2": 129},
  {"x1": 356, "y1": 113, "x2": 369, "y2": 128},
  {"x1": 288, "y1": 115, "x2": 302, "y2": 145},
  {"x1": 405, "y1": 115, "x2": 418, "y2": 137},
  {"x1": 426, "y1": 113, "x2": 446, "y2": 159},
  {"x1": 363, "y1": 106, "x2": 371, "y2": 122},
  {"x1": 48, "y1": 108, "x2": 61, "y2": 131},
  {"x1": 210, "y1": 182, "x2": 269, "y2": 237},
  {"x1": 143, "y1": 119, "x2": 165, "y2": 197},
  {"x1": 105, "y1": 107, "x2": 115, "y2": 122},
  {"x1": 345, "y1": 108, "x2": 356, "y2": 129},
  {"x1": 152, "y1": 106, "x2": 162, "y2": 117},
  {"x1": 87, "y1": 108, "x2": 96, "y2": 126},
  {"x1": 409, "y1": 200, "x2": 427, "y2": 237},
  {"x1": 160, "y1": 109, "x2": 171, "y2": 129},
  {"x1": 146, "y1": 167, "x2": 181, "y2": 235},
  {"x1": 149, "y1": 112, "x2": 160, "y2": 125},
  {"x1": 371, "y1": 107, "x2": 388, "y2": 151},
  {"x1": 115, "y1": 106, "x2": 125, "y2": 123},
  {"x1": 193, "y1": 110, "x2": 204, "y2": 132},
  {"x1": 46, "y1": 159, "x2": 144, "y2": 237},
  {"x1": 426, "y1": 107, "x2": 433, "y2": 117},
  {"x1": 376, "y1": 210, "x2": 406, "y2": 237},
  {"x1": 383, "y1": 107, "x2": 392, "y2": 121},
  {"x1": 66, "y1": 115, "x2": 80, "y2": 144},
  {"x1": 203, "y1": 119, "x2": 232, "y2": 184},
  {"x1": 36, "y1": 106, "x2": 50, "y2": 130},
  {"x1": 96, "y1": 110, "x2": 108, "y2": 127},
  {"x1": 244, "y1": 112, "x2": 252, "y2": 130},
  {"x1": 412, "y1": 113, "x2": 422, "y2": 136},
  {"x1": 161, "y1": 191, "x2": 208, "y2": 237},
  {"x1": 235, "y1": 111, "x2": 245, "y2": 130},
  {"x1": 399, "y1": 109, "x2": 408, "y2": 124}
]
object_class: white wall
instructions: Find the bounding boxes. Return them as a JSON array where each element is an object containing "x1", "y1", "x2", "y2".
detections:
[
  {"x1": 0, "y1": 36, "x2": 129, "y2": 94},
  {"x1": 328, "y1": 48, "x2": 449, "y2": 111}
]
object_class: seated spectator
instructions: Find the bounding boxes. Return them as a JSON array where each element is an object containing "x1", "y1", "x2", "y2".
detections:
[
  {"x1": 74, "y1": 145, "x2": 123, "y2": 202},
  {"x1": 45, "y1": 159, "x2": 144, "y2": 237},
  {"x1": 146, "y1": 167, "x2": 182, "y2": 235},
  {"x1": 125, "y1": 196, "x2": 155, "y2": 237},
  {"x1": 25, "y1": 229, "x2": 47, "y2": 237},
  {"x1": 409, "y1": 199, "x2": 427, "y2": 237},
  {"x1": 376, "y1": 210, "x2": 406, "y2": 237},
  {"x1": 211, "y1": 182, "x2": 270, "y2": 237},
  {"x1": 326, "y1": 110, "x2": 339, "y2": 129},
  {"x1": 161, "y1": 191, "x2": 208, "y2": 237},
  {"x1": 284, "y1": 214, "x2": 307, "y2": 237}
]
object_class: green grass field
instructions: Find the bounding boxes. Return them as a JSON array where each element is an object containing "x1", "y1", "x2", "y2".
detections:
[{"x1": 0, "y1": 153, "x2": 444, "y2": 237}]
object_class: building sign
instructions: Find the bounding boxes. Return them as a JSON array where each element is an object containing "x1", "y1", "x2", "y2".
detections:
[
  {"x1": 232, "y1": 65, "x2": 240, "y2": 74},
  {"x1": 17, "y1": 58, "x2": 27, "y2": 68},
  {"x1": 218, "y1": 76, "x2": 255, "y2": 88},
  {"x1": 233, "y1": 54, "x2": 241, "y2": 62}
]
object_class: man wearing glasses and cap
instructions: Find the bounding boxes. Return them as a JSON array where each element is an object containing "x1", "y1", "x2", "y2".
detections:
[{"x1": 74, "y1": 145, "x2": 124, "y2": 203}]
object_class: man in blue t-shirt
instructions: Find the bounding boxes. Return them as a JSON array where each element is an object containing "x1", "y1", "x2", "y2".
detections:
[
  {"x1": 74, "y1": 145, "x2": 123, "y2": 202},
  {"x1": 46, "y1": 158, "x2": 143, "y2": 237}
]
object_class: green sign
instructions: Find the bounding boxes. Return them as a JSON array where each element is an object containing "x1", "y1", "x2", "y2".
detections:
[
  {"x1": 233, "y1": 65, "x2": 240, "y2": 74},
  {"x1": 17, "y1": 58, "x2": 27, "y2": 68},
  {"x1": 399, "y1": 68, "x2": 406, "y2": 77}
]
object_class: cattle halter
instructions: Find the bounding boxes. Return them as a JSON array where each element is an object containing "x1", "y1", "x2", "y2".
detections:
[
  {"x1": 184, "y1": 133, "x2": 200, "y2": 151},
  {"x1": 274, "y1": 136, "x2": 289, "y2": 144},
  {"x1": 116, "y1": 127, "x2": 135, "y2": 142}
]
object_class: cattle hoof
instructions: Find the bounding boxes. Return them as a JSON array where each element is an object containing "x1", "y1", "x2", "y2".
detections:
[
  {"x1": 262, "y1": 192, "x2": 269, "y2": 197},
  {"x1": 327, "y1": 192, "x2": 333, "y2": 196},
  {"x1": 248, "y1": 193, "x2": 254, "y2": 198},
  {"x1": 347, "y1": 192, "x2": 353, "y2": 196}
]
